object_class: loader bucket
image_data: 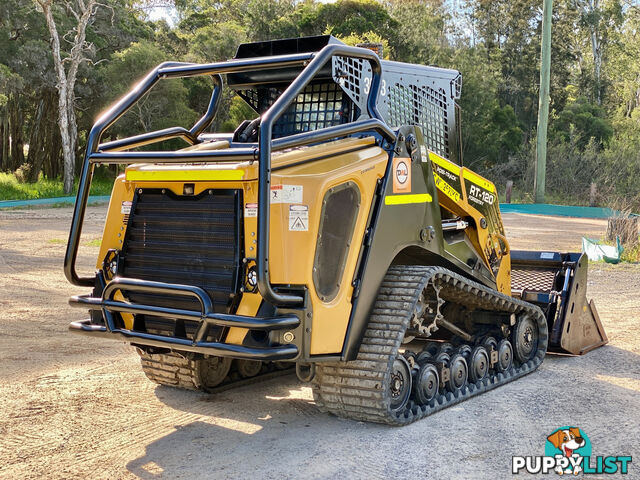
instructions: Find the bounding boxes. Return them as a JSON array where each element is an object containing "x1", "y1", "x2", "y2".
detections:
[{"x1": 510, "y1": 250, "x2": 608, "y2": 355}]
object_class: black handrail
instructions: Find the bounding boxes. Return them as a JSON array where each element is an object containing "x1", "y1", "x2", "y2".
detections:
[
  {"x1": 257, "y1": 44, "x2": 387, "y2": 305},
  {"x1": 64, "y1": 44, "x2": 396, "y2": 308}
]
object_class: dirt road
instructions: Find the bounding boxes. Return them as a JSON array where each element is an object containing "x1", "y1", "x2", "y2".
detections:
[{"x1": 0, "y1": 206, "x2": 638, "y2": 479}]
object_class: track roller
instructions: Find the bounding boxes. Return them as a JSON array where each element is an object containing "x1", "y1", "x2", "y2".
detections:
[
  {"x1": 413, "y1": 362, "x2": 440, "y2": 405},
  {"x1": 236, "y1": 359, "x2": 262, "y2": 379},
  {"x1": 468, "y1": 345, "x2": 490, "y2": 383},
  {"x1": 512, "y1": 315, "x2": 539, "y2": 363},
  {"x1": 496, "y1": 339, "x2": 514, "y2": 372},
  {"x1": 446, "y1": 353, "x2": 468, "y2": 393},
  {"x1": 389, "y1": 356, "x2": 413, "y2": 412}
]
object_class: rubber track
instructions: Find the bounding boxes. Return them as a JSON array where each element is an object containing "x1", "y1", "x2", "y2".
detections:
[
  {"x1": 138, "y1": 351, "x2": 293, "y2": 393},
  {"x1": 312, "y1": 265, "x2": 548, "y2": 426}
]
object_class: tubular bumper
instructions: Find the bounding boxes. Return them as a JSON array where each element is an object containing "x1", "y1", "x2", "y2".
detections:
[{"x1": 69, "y1": 277, "x2": 300, "y2": 361}]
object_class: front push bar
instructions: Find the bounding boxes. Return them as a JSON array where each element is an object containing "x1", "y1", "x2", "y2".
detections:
[{"x1": 69, "y1": 277, "x2": 300, "y2": 361}]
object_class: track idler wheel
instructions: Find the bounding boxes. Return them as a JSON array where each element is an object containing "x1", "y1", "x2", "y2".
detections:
[
  {"x1": 389, "y1": 356, "x2": 412, "y2": 412},
  {"x1": 496, "y1": 339, "x2": 514, "y2": 372},
  {"x1": 236, "y1": 359, "x2": 262, "y2": 378},
  {"x1": 413, "y1": 362, "x2": 439, "y2": 405},
  {"x1": 446, "y1": 353, "x2": 468, "y2": 393},
  {"x1": 468, "y1": 346, "x2": 490, "y2": 383},
  {"x1": 512, "y1": 315, "x2": 539, "y2": 363},
  {"x1": 198, "y1": 356, "x2": 232, "y2": 390}
]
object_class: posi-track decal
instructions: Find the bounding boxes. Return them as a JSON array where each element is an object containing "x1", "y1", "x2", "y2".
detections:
[{"x1": 428, "y1": 152, "x2": 462, "y2": 202}]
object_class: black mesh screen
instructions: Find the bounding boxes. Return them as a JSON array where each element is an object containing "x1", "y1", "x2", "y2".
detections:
[{"x1": 237, "y1": 83, "x2": 354, "y2": 138}]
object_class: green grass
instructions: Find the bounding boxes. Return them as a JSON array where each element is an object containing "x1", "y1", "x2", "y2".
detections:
[
  {"x1": 84, "y1": 238, "x2": 102, "y2": 247},
  {"x1": 0, "y1": 172, "x2": 115, "y2": 201},
  {"x1": 47, "y1": 238, "x2": 66, "y2": 244},
  {"x1": 599, "y1": 237, "x2": 640, "y2": 263}
]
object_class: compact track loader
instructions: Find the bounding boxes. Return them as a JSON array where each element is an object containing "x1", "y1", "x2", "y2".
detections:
[{"x1": 65, "y1": 36, "x2": 607, "y2": 425}]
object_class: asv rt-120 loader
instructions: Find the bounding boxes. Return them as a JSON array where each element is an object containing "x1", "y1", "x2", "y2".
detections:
[{"x1": 65, "y1": 36, "x2": 607, "y2": 425}]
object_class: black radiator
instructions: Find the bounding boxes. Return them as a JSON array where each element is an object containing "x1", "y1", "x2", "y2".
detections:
[{"x1": 120, "y1": 188, "x2": 244, "y2": 321}]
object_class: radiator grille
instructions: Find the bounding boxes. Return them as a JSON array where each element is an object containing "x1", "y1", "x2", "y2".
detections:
[{"x1": 121, "y1": 188, "x2": 243, "y2": 314}]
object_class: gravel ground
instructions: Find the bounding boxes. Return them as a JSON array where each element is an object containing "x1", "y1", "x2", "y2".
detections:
[{"x1": 0, "y1": 206, "x2": 638, "y2": 479}]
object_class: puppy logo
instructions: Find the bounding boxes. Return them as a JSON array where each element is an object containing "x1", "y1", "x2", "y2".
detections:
[
  {"x1": 545, "y1": 427, "x2": 590, "y2": 475},
  {"x1": 512, "y1": 426, "x2": 632, "y2": 475}
]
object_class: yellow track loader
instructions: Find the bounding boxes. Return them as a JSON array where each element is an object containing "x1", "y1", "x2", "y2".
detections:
[{"x1": 65, "y1": 36, "x2": 607, "y2": 425}]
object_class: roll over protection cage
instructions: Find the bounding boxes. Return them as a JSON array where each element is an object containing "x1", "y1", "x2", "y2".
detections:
[{"x1": 64, "y1": 44, "x2": 397, "y2": 308}]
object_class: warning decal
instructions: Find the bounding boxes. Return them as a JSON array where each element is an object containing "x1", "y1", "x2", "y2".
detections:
[
  {"x1": 288, "y1": 205, "x2": 308, "y2": 231},
  {"x1": 271, "y1": 185, "x2": 303, "y2": 204},
  {"x1": 244, "y1": 203, "x2": 258, "y2": 217},
  {"x1": 121, "y1": 201, "x2": 132, "y2": 215}
]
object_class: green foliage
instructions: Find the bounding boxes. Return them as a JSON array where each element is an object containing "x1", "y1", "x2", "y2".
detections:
[
  {"x1": 300, "y1": 0, "x2": 397, "y2": 39},
  {"x1": 333, "y1": 31, "x2": 390, "y2": 59},
  {"x1": 98, "y1": 41, "x2": 199, "y2": 140},
  {"x1": 188, "y1": 21, "x2": 247, "y2": 61},
  {"x1": 0, "y1": 172, "x2": 114, "y2": 201},
  {"x1": 456, "y1": 47, "x2": 523, "y2": 171},
  {"x1": 0, "y1": 0, "x2": 639, "y2": 209},
  {"x1": 219, "y1": 96, "x2": 258, "y2": 132},
  {"x1": 386, "y1": 1, "x2": 448, "y2": 65},
  {"x1": 551, "y1": 97, "x2": 613, "y2": 148},
  {"x1": 597, "y1": 113, "x2": 640, "y2": 204}
]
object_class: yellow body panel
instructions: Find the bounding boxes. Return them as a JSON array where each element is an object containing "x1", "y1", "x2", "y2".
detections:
[
  {"x1": 428, "y1": 151, "x2": 511, "y2": 295},
  {"x1": 97, "y1": 137, "x2": 386, "y2": 355}
]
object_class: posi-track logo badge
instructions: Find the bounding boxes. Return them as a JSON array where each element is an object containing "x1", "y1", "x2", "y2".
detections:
[{"x1": 512, "y1": 426, "x2": 632, "y2": 475}]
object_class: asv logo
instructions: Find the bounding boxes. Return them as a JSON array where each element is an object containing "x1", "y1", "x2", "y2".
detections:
[
  {"x1": 396, "y1": 161, "x2": 409, "y2": 185},
  {"x1": 469, "y1": 184, "x2": 494, "y2": 205}
]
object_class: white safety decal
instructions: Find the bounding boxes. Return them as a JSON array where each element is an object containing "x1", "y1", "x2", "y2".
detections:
[
  {"x1": 540, "y1": 252, "x2": 555, "y2": 259},
  {"x1": 288, "y1": 205, "x2": 309, "y2": 231},
  {"x1": 244, "y1": 203, "x2": 258, "y2": 218},
  {"x1": 270, "y1": 185, "x2": 303, "y2": 204},
  {"x1": 121, "y1": 201, "x2": 132, "y2": 215}
]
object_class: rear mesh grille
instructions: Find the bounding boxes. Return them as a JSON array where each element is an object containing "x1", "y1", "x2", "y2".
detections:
[{"x1": 121, "y1": 188, "x2": 243, "y2": 314}]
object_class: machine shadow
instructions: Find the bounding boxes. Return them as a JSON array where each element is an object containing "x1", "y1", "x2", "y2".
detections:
[
  {"x1": 125, "y1": 345, "x2": 639, "y2": 479},
  {"x1": 126, "y1": 375, "x2": 388, "y2": 479}
]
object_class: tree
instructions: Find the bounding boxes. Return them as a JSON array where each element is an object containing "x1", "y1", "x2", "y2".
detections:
[
  {"x1": 573, "y1": 0, "x2": 623, "y2": 105},
  {"x1": 551, "y1": 96, "x2": 613, "y2": 148},
  {"x1": 99, "y1": 41, "x2": 199, "y2": 140},
  {"x1": 34, "y1": 0, "x2": 103, "y2": 193}
]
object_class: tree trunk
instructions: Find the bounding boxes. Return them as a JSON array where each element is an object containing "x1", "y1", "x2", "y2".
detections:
[
  {"x1": 0, "y1": 108, "x2": 8, "y2": 171},
  {"x1": 38, "y1": 0, "x2": 98, "y2": 193},
  {"x1": 9, "y1": 94, "x2": 24, "y2": 171},
  {"x1": 27, "y1": 96, "x2": 46, "y2": 182},
  {"x1": 58, "y1": 87, "x2": 75, "y2": 193},
  {"x1": 590, "y1": 26, "x2": 602, "y2": 104}
]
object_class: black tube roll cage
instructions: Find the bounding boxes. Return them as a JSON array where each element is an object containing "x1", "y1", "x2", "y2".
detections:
[{"x1": 65, "y1": 44, "x2": 396, "y2": 310}]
